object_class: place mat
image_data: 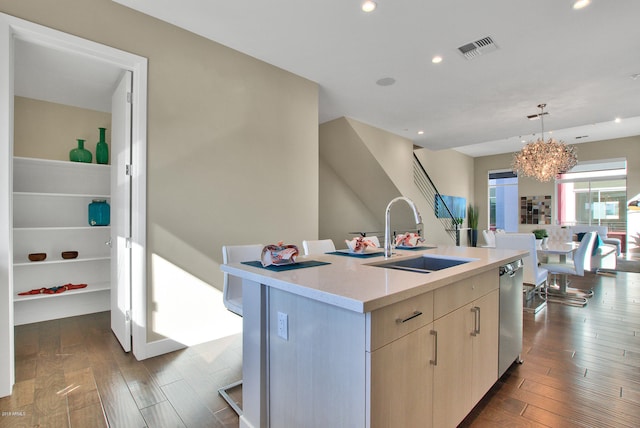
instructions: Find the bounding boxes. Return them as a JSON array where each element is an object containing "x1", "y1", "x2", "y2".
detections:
[
  {"x1": 396, "y1": 246, "x2": 432, "y2": 251},
  {"x1": 241, "y1": 260, "x2": 330, "y2": 271},
  {"x1": 326, "y1": 250, "x2": 384, "y2": 258}
]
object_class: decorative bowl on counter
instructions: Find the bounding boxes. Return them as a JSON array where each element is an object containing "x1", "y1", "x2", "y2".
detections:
[
  {"x1": 61, "y1": 251, "x2": 79, "y2": 259},
  {"x1": 261, "y1": 242, "x2": 299, "y2": 267},
  {"x1": 345, "y1": 237, "x2": 378, "y2": 254},
  {"x1": 28, "y1": 253, "x2": 47, "y2": 262}
]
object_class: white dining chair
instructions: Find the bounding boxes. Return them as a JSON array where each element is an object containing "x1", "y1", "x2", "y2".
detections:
[
  {"x1": 302, "y1": 239, "x2": 336, "y2": 255},
  {"x1": 540, "y1": 231, "x2": 596, "y2": 307},
  {"x1": 495, "y1": 233, "x2": 548, "y2": 313},
  {"x1": 482, "y1": 229, "x2": 496, "y2": 248},
  {"x1": 220, "y1": 243, "x2": 263, "y2": 415}
]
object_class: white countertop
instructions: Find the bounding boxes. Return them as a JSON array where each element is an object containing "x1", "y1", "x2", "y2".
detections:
[{"x1": 221, "y1": 245, "x2": 526, "y2": 313}]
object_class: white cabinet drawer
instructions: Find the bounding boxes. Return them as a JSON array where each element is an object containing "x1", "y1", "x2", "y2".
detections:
[
  {"x1": 367, "y1": 291, "x2": 434, "y2": 351},
  {"x1": 433, "y1": 270, "x2": 497, "y2": 319}
]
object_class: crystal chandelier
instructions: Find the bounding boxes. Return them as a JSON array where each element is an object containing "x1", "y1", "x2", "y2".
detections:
[{"x1": 512, "y1": 104, "x2": 578, "y2": 182}]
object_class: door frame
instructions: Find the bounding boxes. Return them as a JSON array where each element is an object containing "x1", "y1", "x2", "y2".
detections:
[{"x1": 0, "y1": 13, "x2": 148, "y2": 396}]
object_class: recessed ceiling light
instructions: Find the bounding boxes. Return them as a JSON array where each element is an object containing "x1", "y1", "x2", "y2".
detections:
[
  {"x1": 432, "y1": 55, "x2": 443, "y2": 64},
  {"x1": 573, "y1": 0, "x2": 590, "y2": 10},
  {"x1": 614, "y1": 117, "x2": 622, "y2": 123},
  {"x1": 417, "y1": 130, "x2": 425, "y2": 135},
  {"x1": 376, "y1": 77, "x2": 396, "y2": 86},
  {"x1": 362, "y1": 1, "x2": 377, "y2": 12}
]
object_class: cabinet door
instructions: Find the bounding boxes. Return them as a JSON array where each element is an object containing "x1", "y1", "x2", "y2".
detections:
[
  {"x1": 471, "y1": 289, "x2": 499, "y2": 403},
  {"x1": 370, "y1": 323, "x2": 434, "y2": 428},
  {"x1": 432, "y1": 305, "x2": 473, "y2": 428}
]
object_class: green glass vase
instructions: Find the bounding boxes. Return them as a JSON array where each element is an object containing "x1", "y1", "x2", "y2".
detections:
[
  {"x1": 96, "y1": 127, "x2": 109, "y2": 165},
  {"x1": 69, "y1": 139, "x2": 92, "y2": 163}
]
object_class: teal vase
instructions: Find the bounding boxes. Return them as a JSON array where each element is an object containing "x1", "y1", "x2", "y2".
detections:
[
  {"x1": 96, "y1": 127, "x2": 109, "y2": 165},
  {"x1": 69, "y1": 139, "x2": 92, "y2": 163}
]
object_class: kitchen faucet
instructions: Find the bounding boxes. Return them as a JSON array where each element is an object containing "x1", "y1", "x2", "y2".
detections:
[{"x1": 384, "y1": 196, "x2": 423, "y2": 258}]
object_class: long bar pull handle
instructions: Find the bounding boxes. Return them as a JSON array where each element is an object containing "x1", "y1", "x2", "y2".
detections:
[
  {"x1": 430, "y1": 330, "x2": 438, "y2": 366},
  {"x1": 396, "y1": 311, "x2": 422, "y2": 324},
  {"x1": 470, "y1": 307, "x2": 480, "y2": 336}
]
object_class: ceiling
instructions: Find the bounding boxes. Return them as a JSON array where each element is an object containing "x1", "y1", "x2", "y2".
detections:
[
  {"x1": 17, "y1": 1, "x2": 640, "y2": 157},
  {"x1": 14, "y1": 38, "x2": 123, "y2": 113}
]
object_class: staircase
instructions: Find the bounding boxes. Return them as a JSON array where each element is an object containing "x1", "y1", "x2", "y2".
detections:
[{"x1": 413, "y1": 153, "x2": 459, "y2": 245}]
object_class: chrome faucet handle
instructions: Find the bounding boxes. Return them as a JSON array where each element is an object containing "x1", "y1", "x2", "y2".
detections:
[{"x1": 384, "y1": 197, "x2": 423, "y2": 259}]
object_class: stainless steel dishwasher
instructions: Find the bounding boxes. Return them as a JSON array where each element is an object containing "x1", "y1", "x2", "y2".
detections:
[{"x1": 498, "y1": 259, "x2": 524, "y2": 377}]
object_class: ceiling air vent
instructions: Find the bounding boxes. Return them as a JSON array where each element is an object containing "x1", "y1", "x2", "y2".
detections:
[
  {"x1": 527, "y1": 112, "x2": 548, "y2": 120},
  {"x1": 457, "y1": 36, "x2": 498, "y2": 60}
]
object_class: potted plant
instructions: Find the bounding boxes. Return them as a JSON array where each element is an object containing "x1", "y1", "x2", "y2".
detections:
[
  {"x1": 532, "y1": 228, "x2": 548, "y2": 248},
  {"x1": 467, "y1": 204, "x2": 479, "y2": 247}
]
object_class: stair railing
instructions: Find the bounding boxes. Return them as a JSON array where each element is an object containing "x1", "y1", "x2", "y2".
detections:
[{"x1": 413, "y1": 153, "x2": 460, "y2": 245}]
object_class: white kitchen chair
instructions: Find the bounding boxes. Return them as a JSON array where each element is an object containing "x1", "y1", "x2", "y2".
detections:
[
  {"x1": 367, "y1": 235, "x2": 381, "y2": 247},
  {"x1": 482, "y1": 229, "x2": 496, "y2": 248},
  {"x1": 540, "y1": 231, "x2": 596, "y2": 307},
  {"x1": 220, "y1": 243, "x2": 263, "y2": 415},
  {"x1": 302, "y1": 239, "x2": 336, "y2": 255},
  {"x1": 495, "y1": 233, "x2": 548, "y2": 313}
]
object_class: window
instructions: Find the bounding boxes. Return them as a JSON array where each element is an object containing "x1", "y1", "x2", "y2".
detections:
[
  {"x1": 556, "y1": 159, "x2": 627, "y2": 233},
  {"x1": 489, "y1": 171, "x2": 518, "y2": 232}
]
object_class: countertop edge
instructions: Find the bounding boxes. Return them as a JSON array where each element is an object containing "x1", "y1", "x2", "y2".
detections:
[{"x1": 221, "y1": 247, "x2": 527, "y2": 313}]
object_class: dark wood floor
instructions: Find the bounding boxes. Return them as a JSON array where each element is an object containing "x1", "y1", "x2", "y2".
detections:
[
  {"x1": 1, "y1": 268, "x2": 639, "y2": 427},
  {"x1": 464, "y1": 269, "x2": 640, "y2": 427}
]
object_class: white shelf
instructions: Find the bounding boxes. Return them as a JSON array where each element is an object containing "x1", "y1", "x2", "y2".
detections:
[
  {"x1": 14, "y1": 191, "x2": 110, "y2": 198},
  {"x1": 14, "y1": 157, "x2": 110, "y2": 194},
  {"x1": 14, "y1": 281, "x2": 110, "y2": 302},
  {"x1": 14, "y1": 226, "x2": 111, "y2": 231},
  {"x1": 13, "y1": 256, "x2": 110, "y2": 267},
  {"x1": 12, "y1": 156, "x2": 112, "y2": 324}
]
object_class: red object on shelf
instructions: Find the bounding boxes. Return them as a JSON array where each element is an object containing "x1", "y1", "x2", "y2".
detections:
[{"x1": 18, "y1": 283, "x2": 88, "y2": 296}]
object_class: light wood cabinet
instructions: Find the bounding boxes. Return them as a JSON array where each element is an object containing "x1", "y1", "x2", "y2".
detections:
[
  {"x1": 370, "y1": 322, "x2": 434, "y2": 428},
  {"x1": 12, "y1": 157, "x2": 111, "y2": 325},
  {"x1": 432, "y1": 285, "x2": 499, "y2": 427},
  {"x1": 368, "y1": 290, "x2": 435, "y2": 428},
  {"x1": 471, "y1": 289, "x2": 499, "y2": 403}
]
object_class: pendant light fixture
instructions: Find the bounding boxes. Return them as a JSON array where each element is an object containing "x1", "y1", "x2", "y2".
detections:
[{"x1": 512, "y1": 104, "x2": 578, "y2": 182}]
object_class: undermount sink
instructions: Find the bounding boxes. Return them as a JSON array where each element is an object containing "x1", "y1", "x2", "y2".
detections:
[{"x1": 369, "y1": 254, "x2": 477, "y2": 274}]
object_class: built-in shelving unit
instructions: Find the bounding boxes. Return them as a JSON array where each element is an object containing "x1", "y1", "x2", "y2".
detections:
[{"x1": 13, "y1": 157, "x2": 111, "y2": 325}]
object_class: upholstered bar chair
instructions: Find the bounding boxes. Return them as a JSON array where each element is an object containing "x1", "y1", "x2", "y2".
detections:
[
  {"x1": 302, "y1": 239, "x2": 336, "y2": 255},
  {"x1": 495, "y1": 233, "x2": 548, "y2": 313},
  {"x1": 220, "y1": 243, "x2": 264, "y2": 415}
]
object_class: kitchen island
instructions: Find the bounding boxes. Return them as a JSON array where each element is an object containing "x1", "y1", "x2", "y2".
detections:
[{"x1": 221, "y1": 245, "x2": 525, "y2": 428}]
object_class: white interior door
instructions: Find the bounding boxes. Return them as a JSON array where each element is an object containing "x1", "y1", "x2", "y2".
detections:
[{"x1": 111, "y1": 70, "x2": 133, "y2": 352}]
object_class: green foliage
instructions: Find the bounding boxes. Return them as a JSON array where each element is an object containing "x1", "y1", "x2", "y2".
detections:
[
  {"x1": 467, "y1": 204, "x2": 479, "y2": 230},
  {"x1": 532, "y1": 229, "x2": 548, "y2": 239}
]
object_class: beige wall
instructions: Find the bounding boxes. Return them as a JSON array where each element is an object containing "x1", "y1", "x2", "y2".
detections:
[
  {"x1": 319, "y1": 117, "x2": 411, "y2": 246},
  {"x1": 474, "y1": 136, "x2": 640, "y2": 238},
  {"x1": 14, "y1": 97, "x2": 111, "y2": 161},
  {"x1": 3, "y1": 0, "x2": 319, "y2": 344},
  {"x1": 320, "y1": 117, "x2": 475, "y2": 247},
  {"x1": 414, "y1": 146, "x2": 475, "y2": 245}
]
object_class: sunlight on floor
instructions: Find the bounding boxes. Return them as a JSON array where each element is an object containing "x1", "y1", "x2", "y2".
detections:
[{"x1": 151, "y1": 254, "x2": 242, "y2": 346}]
